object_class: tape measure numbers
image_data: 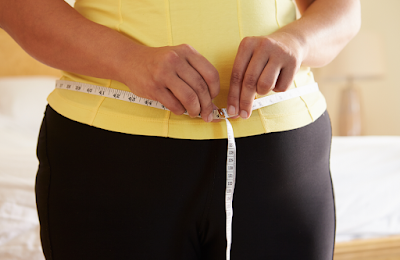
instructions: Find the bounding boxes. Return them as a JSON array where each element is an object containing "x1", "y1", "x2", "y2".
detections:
[
  {"x1": 55, "y1": 80, "x2": 318, "y2": 120},
  {"x1": 55, "y1": 80, "x2": 319, "y2": 260}
]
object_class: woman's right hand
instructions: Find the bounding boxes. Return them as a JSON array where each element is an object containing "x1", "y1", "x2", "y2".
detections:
[
  {"x1": 121, "y1": 44, "x2": 220, "y2": 122},
  {"x1": 0, "y1": 0, "x2": 219, "y2": 122}
]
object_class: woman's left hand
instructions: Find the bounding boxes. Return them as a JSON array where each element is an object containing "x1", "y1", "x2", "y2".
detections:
[{"x1": 226, "y1": 32, "x2": 305, "y2": 119}]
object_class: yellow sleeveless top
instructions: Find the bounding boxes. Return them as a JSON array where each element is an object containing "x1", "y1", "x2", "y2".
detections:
[{"x1": 47, "y1": 0, "x2": 326, "y2": 139}]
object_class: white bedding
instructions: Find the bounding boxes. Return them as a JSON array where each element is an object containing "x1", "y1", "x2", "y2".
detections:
[
  {"x1": 0, "y1": 77, "x2": 399, "y2": 259},
  {"x1": 0, "y1": 77, "x2": 55, "y2": 260},
  {"x1": 331, "y1": 136, "x2": 400, "y2": 242},
  {"x1": 0, "y1": 128, "x2": 43, "y2": 260}
]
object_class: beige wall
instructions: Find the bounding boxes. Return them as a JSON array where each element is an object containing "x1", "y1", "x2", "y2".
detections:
[
  {"x1": 0, "y1": 29, "x2": 61, "y2": 77},
  {"x1": 315, "y1": 0, "x2": 400, "y2": 136}
]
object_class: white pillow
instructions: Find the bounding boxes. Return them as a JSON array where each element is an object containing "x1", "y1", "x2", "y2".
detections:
[{"x1": 0, "y1": 76, "x2": 57, "y2": 134}]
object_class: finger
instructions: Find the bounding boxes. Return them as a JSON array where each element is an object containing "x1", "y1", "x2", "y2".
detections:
[
  {"x1": 257, "y1": 59, "x2": 281, "y2": 95},
  {"x1": 240, "y1": 49, "x2": 270, "y2": 118},
  {"x1": 176, "y1": 61, "x2": 214, "y2": 122},
  {"x1": 238, "y1": 74, "x2": 257, "y2": 120},
  {"x1": 227, "y1": 37, "x2": 256, "y2": 116},
  {"x1": 167, "y1": 75, "x2": 201, "y2": 118},
  {"x1": 274, "y1": 62, "x2": 297, "y2": 92},
  {"x1": 155, "y1": 87, "x2": 186, "y2": 115},
  {"x1": 178, "y1": 44, "x2": 220, "y2": 99}
]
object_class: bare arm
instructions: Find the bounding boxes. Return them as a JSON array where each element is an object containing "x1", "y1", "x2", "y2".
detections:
[
  {"x1": 294, "y1": 0, "x2": 361, "y2": 67},
  {"x1": 0, "y1": 0, "x2": 219, "y2": 122},
  {"x1": 227, "y1": 0, "x2": 361, "y2": 118},
  {"x1": 0, "y1": 0, "x2": 137, "y2": 87}
]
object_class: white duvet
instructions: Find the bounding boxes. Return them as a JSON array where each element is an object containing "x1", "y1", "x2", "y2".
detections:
[
  {"x1": 0, "y1": 77, "x2": 399, "y2": 259},
  {"x1": 0, "y1": 128, "x2": 43, "y2": 260},
  {"x1": 331, "y1": 136, "x2": 400, "y2": 242}
]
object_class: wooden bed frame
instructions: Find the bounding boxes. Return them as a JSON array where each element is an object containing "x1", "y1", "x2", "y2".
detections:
[
  {"x1": 2, "y1": 28, "x2": 400, "y2": 260},
  {"x1": 334, "y1": 235, "x2": 400, "y2": 260}
]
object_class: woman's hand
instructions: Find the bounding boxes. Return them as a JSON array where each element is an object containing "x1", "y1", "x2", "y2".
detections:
[
  {"x1": 227, "y1": 32, "x2": 304, "y2": 119},
  {"x1": 227, "y1": 0, "x2": 361, "y2": 119},
  {"x1": 121, "y1": 44, "x2": 220, "y2": 122},
  {"x1": 1, "y1": 0, "x2": 221, "y2": 122}
]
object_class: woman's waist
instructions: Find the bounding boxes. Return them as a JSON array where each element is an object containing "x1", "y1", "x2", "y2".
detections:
[
  {"x1": 47, "y1": 72, "x2": 325, "y2": 139},
  {"x1": 47, "y1": 85, "x2": 326, "y2": 140},
  {"x1": 51, "y1": 71, "x2": 322, "y2": 123},
  {"x1": 61, "y1": 65, "x2": 315, "y2": 109}
]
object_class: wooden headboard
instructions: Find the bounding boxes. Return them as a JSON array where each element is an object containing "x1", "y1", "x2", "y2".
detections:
[{"x1": 0, "y1": 29, "x2": 61, "y2": 77}]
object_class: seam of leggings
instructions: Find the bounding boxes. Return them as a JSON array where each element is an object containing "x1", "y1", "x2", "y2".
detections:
[
  {"x1": 44, "y1": 111, "x2": 55, "y2": 260},
  {"x1": 327, "y1": 113, "x2": 336, "y2": 260}
]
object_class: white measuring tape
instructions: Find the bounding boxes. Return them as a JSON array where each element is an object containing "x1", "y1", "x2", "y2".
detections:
[{"x1": 55, "y1": 80, "x2": 318, "y2": 260}]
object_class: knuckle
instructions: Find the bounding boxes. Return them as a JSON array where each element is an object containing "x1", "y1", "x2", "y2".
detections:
[
  {"x1": 240, "y1": 36, "x2": 253, "y2": 48},
  {"x1": 230, "y1": 71, "x2": 243, "y2": 85},
  {"x1": 243, "y1": 82, "x2": 257, "y2": 92},
  {"x1": 164, "y1": 50, "x2": 180, "y2": 64},
  {"x1": 285, "y1": 52, "x2": 299, "y2": 67},
  {"x1": 244, "y1": 74, "x2": 258, "y2": 87},
  {"x1": 269, "y1": 40, "x2": 288, "y2": 56},
  {"x1": 204, "y1": 67, "x2": 219, "y2": 84},
  {"x1": 243, "y1": 83, "x2": 255, "y2": 91},
  {"x1": 287, "y1": 52, "x2": 297, "y2": 62},
  {"x1": 179, "y1": 43, "x2": 195, "y2": 53},
  {"x1": 194, "y1": 78, "x2": 209, "y2": 95},
  {"x1": 259, "y1": 37, "x2": 273, "y2": 48},
  {"x1": 183, "y1": 91, "x2": 199, "y2": 106},
  {"x1": 257, "y1": 80, "x2": 273, "y2": 95},
  {"x1": 275, "y1": 44, "x2": 286, "y2": 56}
]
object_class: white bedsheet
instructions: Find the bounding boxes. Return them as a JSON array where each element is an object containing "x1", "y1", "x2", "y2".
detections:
[
  {"x1": 0, "y1": 76, "x2": 53, "y2": 260},
  {"x1": 331, "y1": 136, "x2": 400, "y2": 242},
  {"x1": 0, "y1": 127, "x2": 44, "y2": 260}
]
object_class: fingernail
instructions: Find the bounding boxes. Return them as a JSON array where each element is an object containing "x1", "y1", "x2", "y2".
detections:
[
  {"x1": 240, "y1": 110, "x2": 248, "y2": 119},
  {"x1": 207, "y1": 113, "x2": 214, "y2": 122},
  {"x1": 227, "y1": 105, "x2": 236, "y2": 116}
]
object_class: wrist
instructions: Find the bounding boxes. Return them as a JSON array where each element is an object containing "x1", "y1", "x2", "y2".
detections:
[
  {"x1": 274, "y1": 30, "x2": 309, "y2": 65},
  {"x1": 112, "y1": 40, "x2": 150, "y2": 86}
]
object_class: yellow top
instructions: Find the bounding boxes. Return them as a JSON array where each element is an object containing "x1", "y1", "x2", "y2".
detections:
[{"x1": 47, "y1": 0, "x2": 327, "y2": 140}]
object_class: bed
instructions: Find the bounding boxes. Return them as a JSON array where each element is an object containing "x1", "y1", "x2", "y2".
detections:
[{"x1": 1, "y1": 28, "x2": 400, "y2": 260}]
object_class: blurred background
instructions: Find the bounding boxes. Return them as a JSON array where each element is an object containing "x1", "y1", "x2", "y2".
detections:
[
  {"x1": 1, "y1": 1, "x2": 400, "y2": 260},
  {"x1": 314, "y1": 0, "x2": 400, "y2": 136}
]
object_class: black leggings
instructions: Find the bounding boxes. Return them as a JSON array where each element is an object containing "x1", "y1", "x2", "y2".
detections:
[{"x1": 36, "y1": 105, "x2": 335, "y2": 260}]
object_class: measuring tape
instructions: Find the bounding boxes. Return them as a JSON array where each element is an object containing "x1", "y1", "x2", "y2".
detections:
[{"x1": 56, "y1": 80, "x2": 319, "y2": 260}]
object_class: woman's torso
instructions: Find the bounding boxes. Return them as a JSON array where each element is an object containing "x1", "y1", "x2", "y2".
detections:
[{"x1": 47, "y1": 0, "x2": 327, "y2": 139}]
